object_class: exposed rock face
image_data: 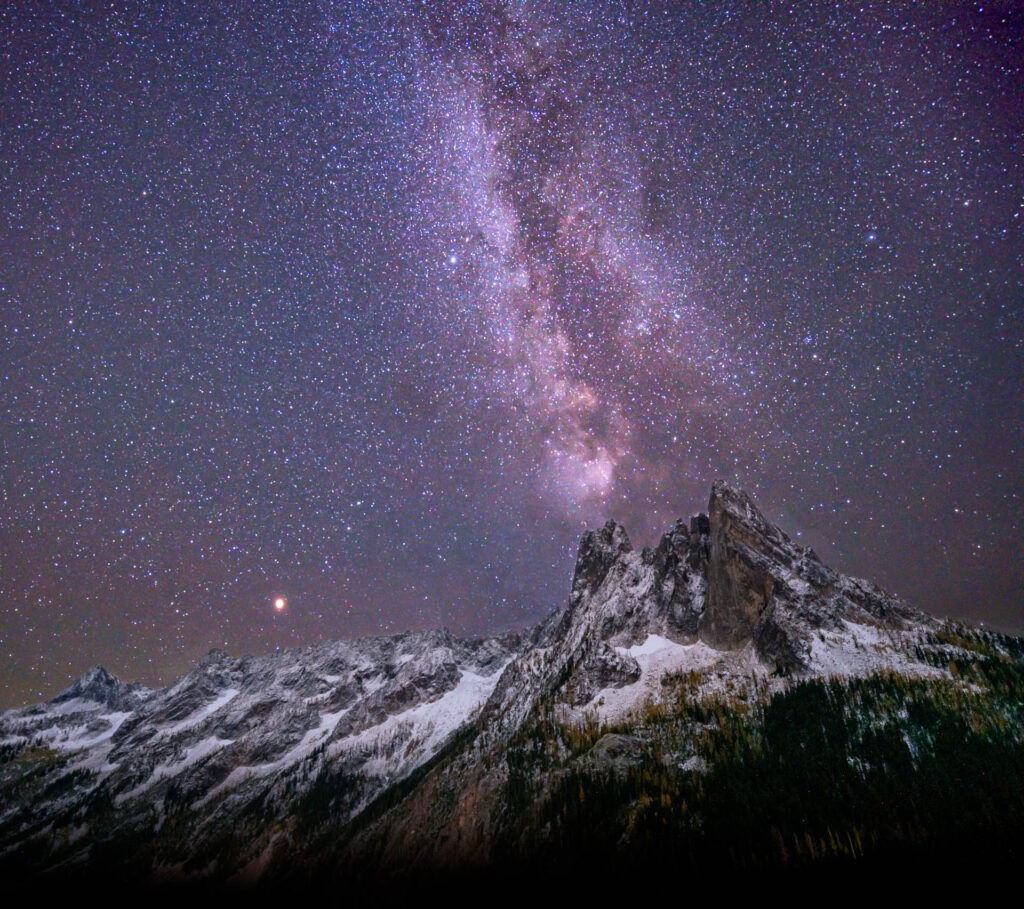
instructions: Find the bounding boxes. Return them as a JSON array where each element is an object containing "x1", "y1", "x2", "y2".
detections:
[
  {"x1": 570, "y1": 519, "x2": 633, "y2": 605},
  {"x1": 696, "y1": 480, "x2": 927, "y2": 672},
  {"x1": 651, "y1": 516, "x2": 708, "y2": 640},
  {"x1": 701, "y1": 482, "x2": 789, "y2": 650},
  {"x1": 579, "y1": 733, "x2": 644, "y2": 774}
]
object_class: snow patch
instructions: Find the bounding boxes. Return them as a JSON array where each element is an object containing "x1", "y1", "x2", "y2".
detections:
[
  {"x1": 806, "y1": 620, "x2": 944, "y2": 681},
  {"x1": 207, "y1": 707, "x2": 350, "y2": 799},
  {"x1": 588, "y1": 636, "x2": 724, "y2": 725},
  {"x1": 118, "y1": 735, "x2": 235, "y2": 804},
  {"x1": 38, "y1": 710, "x2": 133, "y2": 762},
  {"x1": 155, "y1": 688, "x2": 240, "y2": 740},
  {"x1": 335, "y1": 662, "x2": 507, "y2": 779}
]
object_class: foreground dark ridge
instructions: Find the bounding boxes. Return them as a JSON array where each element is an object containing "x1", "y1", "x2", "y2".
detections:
[{"x1": 2, "y1": 481, "x2": 1022, "y2": 895}]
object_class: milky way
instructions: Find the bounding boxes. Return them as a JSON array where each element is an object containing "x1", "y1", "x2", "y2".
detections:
[{"x1": 2, "y1": 2, "x2": 1022, "y2": 706}]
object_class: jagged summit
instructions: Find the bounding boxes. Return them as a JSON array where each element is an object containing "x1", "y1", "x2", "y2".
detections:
[
  {"x1": 50, "y1": 666, "x2": 144, "y2": 711},
  {"x1": 698, "y1": 480, "x2": 926, "y2": 668},
  {"x1": 0, "y1": 483, "x2": 971, "y2": 888},
  {"x1": 557, "y1": 480, "x2": 928, "y2": 681}
]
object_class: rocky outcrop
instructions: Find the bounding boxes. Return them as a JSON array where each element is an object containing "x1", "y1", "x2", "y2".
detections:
[
  {"x1": 568, "y1": 519, "x2": 633, "y2": 608},
  {"x1": 578, "y1": 733, "x2": 644, "y2": 774},
  {"x1": 700, "y1": 482, "x2": 791, "y2": 650},
  {"x1": 50, "y1": 666, "x2": 147, "y2": 711},
  {"x1": 480, "y1": 481, "x2": 928, "y2": 739},
  {"x1": 696, "y1": 480, "x2": 929, "y2": 671},
  {"x1": 650, "y1": 516, "x2": 708, "y2": 640}
]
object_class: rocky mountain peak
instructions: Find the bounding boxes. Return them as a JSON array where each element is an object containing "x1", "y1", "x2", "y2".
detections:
[
  {"x1": 553, "y1": 481, "x2": 930, "y2": 677},
  {"x1": 694, "y1": 480, "x2": 928, "y2": 670},
  {"x1": 699, "y1": 480, "x2": 799, "y2": 650},
  {"x1": 708, "y1": 481, "x2": 800, "y2": 568},
  {"x1": 50, "y1": 666, "x2": 139, "y2": 710},
  {"x1": 570, "y1": 518, "x2": 632, "y2": 605}
]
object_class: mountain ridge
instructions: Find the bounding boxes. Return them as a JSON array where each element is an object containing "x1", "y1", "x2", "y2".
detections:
[{"x1": 2, "y1": 481, "x2": 1021, "y2": 893}]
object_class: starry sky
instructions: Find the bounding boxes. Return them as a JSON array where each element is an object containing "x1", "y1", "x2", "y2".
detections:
[{"x1": 2, "y1": 1, "x2": 1022, "y2": 707}]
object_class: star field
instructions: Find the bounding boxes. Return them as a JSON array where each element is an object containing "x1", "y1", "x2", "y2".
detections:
[{"x1": 2, "y1": 2, "x2": 1022, "y2": 707}]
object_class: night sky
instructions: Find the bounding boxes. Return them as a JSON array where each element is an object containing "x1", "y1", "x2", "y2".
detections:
[{"x1": 2, "y1": 2, "x2": 1022, "y2": 708}]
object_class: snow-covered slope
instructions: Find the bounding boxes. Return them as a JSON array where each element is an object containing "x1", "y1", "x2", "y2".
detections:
[{"x1": 0, "y1": 628, "x2": 516, "y2": 879}]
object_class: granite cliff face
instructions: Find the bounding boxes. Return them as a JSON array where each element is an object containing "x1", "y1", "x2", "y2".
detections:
[
  {"x1": 698, "y1": 482, "x2": 923, "y2": 671},
  {"x1": 1, "y1": 483, "x2": 997, "y2": 890}
]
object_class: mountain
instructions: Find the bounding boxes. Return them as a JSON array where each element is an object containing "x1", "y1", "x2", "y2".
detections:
[{"x1": 3, "y1": 482, "x2": 1023, "y2": 898}]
